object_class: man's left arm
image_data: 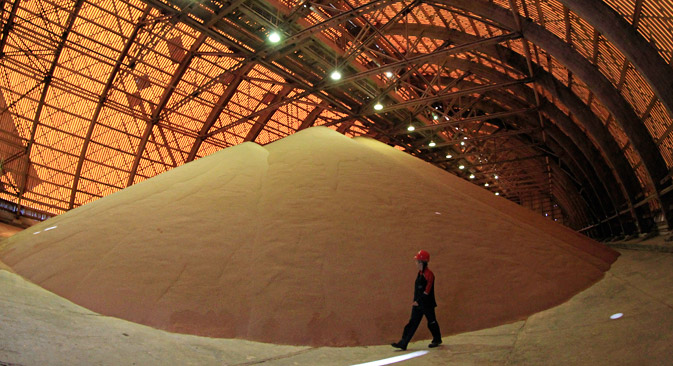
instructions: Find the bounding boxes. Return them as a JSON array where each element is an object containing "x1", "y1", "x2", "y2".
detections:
[{"x1": 423, "y1": 270, "x2": 434, "y2": 295}]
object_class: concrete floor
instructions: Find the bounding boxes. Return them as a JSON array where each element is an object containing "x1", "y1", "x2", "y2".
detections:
[{"x1": 0, "y1": 247, "x2": 671, "y2": 365}]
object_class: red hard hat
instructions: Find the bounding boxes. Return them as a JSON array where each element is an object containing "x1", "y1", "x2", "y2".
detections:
[{"x1": 414, "y1": 250, "x2": 430, "y2": 262}]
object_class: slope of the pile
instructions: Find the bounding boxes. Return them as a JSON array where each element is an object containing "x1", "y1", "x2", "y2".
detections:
[
  {"x1": 0, "y1": 126, "x2": 618, "y2": 346},
  {"x1": 0, "y1": 258, "x2": 12, "y2": 273}
]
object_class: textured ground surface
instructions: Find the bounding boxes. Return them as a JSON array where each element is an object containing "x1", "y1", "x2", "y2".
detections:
[
  {"x1": 0, "y1": 248, "x2": 670, "y2": 365},
  {"x1": 0, "y1": 127, "x2": 617, "y2": 346}
]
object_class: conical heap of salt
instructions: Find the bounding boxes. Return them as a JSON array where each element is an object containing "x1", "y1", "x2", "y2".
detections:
[{"x1": 0, "y1": 126, "x2": 618, "y2": 346}]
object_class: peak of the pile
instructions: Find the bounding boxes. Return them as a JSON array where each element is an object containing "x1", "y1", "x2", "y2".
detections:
[{"x1": 0, "y1": 126, "x2": 617, "y2": 347}]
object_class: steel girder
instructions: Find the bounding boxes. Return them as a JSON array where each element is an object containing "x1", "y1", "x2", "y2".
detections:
[
  {"x1": 414, "y1": 92, "x2": 590, "y2": 225},
  {"x1": 481, "y1": 72, "x2": 640, "y2": 234},
  {"x1": 435, "y1": 0, "x2": 672, "y2": 230},
  {"x1": 297, "y1": 101, "x2": 330, "y2": 131},
  {"x1": 126, "y1": 0, "x2": 257, "y2": 186},
  {"x1": 383, "y1": 23, "x2": 657, "y2": 232},
  {"x1": 126, "y1": 33, "x2": 208, "y2": 187},
  {"x1": 408, "y1": 60, "x2": 626, "y2": 220},
  {"x1": 186, "y1": 63, "x2": 256, "y2": 162},
  {"x1": 499, "y1": 97, "x2": 626, "y2": 236},
  {"x1": 244, "y1": 85, "x2": 294, "y2": 142},
  {"x1": 0, "y1": 0, "x2": 20, "y2": 58},
  {"x1": 126, "y1": 1, "x2": 665, "y2": 233},
  {"x1": 435, "y1": 73, "x2": 626, "y2": 234},
  {"x1": 16, "y1": 0, "x2": 85, "y2": 211},
  {"x1": 406, "y1": 108, "x2": 537, "y2": 133},
  {"x1": 68, "y1": 6, "x2": 153, "y2": 209}
]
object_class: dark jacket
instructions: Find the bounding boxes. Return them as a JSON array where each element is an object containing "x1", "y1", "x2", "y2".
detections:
[{"x1": 413, "y1": 268, "x2": 437, "y2": 308}]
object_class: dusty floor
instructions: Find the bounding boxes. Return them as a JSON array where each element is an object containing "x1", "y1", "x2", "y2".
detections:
[{"x1": 0, "y1": 246, "x2": 671, "y2": 366}]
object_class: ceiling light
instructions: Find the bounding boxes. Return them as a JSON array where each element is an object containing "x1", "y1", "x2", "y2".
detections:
[
  {"x1": 469, "y1": 174, "x2": 475, "y2": 179},
  {"x1": 460, "y1": 141, "x2": 465, "y2": 146},
  {"x1": 330, "y1": 70, "x2": 342, "y2": 80},
  {"x1": 268, "y1": 31, "x2": 281, "y2": 43},
  {"x1": 446, "y1": 154, "x2": 452, "y2": 159},
  {"x1": 407, "y1": 125, "x2": 415, "y2": 131},
  {"x1": 484, "y1": 183, "x2": 489, "y2": 187},
  {"x1": 495, "y1": 192, "x2": 500, "y2": 196},
  {"x1": 374, "y1": 102, "x2": 383, "y2": 111},
  {"x1": 385, "y1": 71, "x2": 393, "y2": 77},
  {"x1": 428, "y1": 141, "x2": 436, "y2": 147},
  {"x1": 459, "y1": 165, "x2": 465, "y2": 170},
  {"x1": 494, "y1": 175, "x2": 499, "y2": 179},
  {"x1": 433, "y1": 114, "x2": 438, "y2": 120}
]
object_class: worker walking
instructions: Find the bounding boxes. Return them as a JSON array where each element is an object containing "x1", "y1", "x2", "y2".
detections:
[{"x1": 391, "y1": 250, "x2": 442, "y2": 350}]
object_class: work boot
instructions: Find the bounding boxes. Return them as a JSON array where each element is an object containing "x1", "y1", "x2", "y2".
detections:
[{"x1": 391, "y1": 342, "x2": 407, "y2": 351}]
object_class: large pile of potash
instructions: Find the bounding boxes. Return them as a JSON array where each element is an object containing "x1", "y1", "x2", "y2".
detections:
[{"x1": 0, "y1": 126, "x2": 618, "y2": 346}]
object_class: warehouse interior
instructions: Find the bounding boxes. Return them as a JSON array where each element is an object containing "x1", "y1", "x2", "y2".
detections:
[{"x1": 0, "y1": 0, "x2": 672, "y2": 365}]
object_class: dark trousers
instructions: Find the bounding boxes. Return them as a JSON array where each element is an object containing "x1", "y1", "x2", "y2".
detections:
[{"x1": 399, "y1": 305, "x2": 442, "y2": 347}]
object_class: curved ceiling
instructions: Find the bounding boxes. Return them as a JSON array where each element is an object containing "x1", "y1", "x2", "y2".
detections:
[{"x1": 0, "y1": 0, "x2": 671, "y2": 238}]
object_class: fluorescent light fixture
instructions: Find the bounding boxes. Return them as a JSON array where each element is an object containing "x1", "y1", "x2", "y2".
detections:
[
  {"x1": 407, "y1": 125, "x2": 415, "y2": 131},
  {"x1": 428, "y1": 141, "x2": 436, "y2": 147},
  {"x1": 268, "y1": 31, "x2": 281, "y2": 43},
  {"x1": 330, "y1": 70, "x2": 342, "y2": 80},
  {"x1": 350, "y1": 351, "x2": 429, "y2": 366},
  {"x1": 610, "y1": 313, "x2": 623, "y2": 320},
  {"x1": 374, "y1": 103, "x2": 383, "y2": 111}
]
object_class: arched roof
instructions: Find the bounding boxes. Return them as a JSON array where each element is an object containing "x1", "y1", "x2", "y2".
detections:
[{"x1": 0, "y1": 0, "x2": 671, "y2": 237}]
